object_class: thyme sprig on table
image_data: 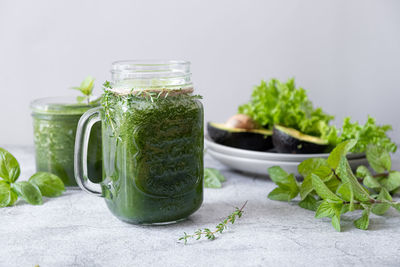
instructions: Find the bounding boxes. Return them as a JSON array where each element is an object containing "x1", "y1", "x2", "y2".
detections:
[{"x1": 179, "y1": 201, "x2": 247, "y2": 244}]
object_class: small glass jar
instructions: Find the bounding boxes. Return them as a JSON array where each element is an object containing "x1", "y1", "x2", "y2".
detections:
[
  {"x1": 75, "y1": 60, "x2": 204, "y2": 224},
  {"x1": 31, "y1": 97, "x2": 102, "y2": 186}
]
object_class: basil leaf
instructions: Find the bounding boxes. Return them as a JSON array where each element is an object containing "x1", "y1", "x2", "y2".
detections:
[
  {"x1": 204, "y1": 168, "x2": 225, "y2": 188},
  {"x1": 29, "y1": 172, "x2": 65, "y2": 197},
  {"x1": 0, "y1": 148, "x2": 20, "y2": 182},
  {"x1": 12, "y1": 181, "x2": 43, "y2": 205},
  {"x1": 0, "y1": 181, "x2": 14, "y2": 207}
]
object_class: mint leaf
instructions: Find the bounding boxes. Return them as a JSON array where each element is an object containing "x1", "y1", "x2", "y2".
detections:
[
  {"x1": 72, "y1": 76, "x2": 95, "y2": 96},
  {"x1": 311, "y1": 174, "x2": 342, "y2": 202},
  {"x1": 76, "y1": 95, "x2": 87, "y2": 103},
  {"x1": 331, "y1": 214, "x2": 341, "y2": 232},
  {"x1": 381, "y1": 171, "x2": 400, "y2": 192},
  {"x1": 336, "y1": 156, "x2": 371, "y2": 202},
  {"x1": 315, "y1": 200, "x2": 335, "y2": 218},
  {"x1": 29, "y1": 172, "x2": 65, "y2": 197},
  {"x1": 327, "y1": 140, "x2": 357, "y2": 169},
  {"x1": 371, "y1": 188, "x2": 392, "y2": 215},
  {"x1": 300, "y1": 175, "x2": 313, "y2": 200},
  {"x1": 268, "y1": 166, "x2": 289, "y2": 183},
  {"x1": 298, "y1": 158, "x2": 329, "y2": 177},
  {"x1": 354, "y1": 208, "x2": 370, "y2": 230},
  {"x1": 366, "y1": 145, "x2": 391, "y2": 173},
  {"x1": 0, "y1": 181, "x2": 15, "y2": 207},
  {"x1": 363, "y1": 175, "x2": 381, "y2": 189},
  {"x1": 0, "y1": 148, "x2": 20, "y2": 182},
  {"x1": 391, "y1": 203, "x2": 400, "y2": 212},
  {"x1": 268, "y1": 187, "x2": 293, "y2": 201},
  {"x1": 298, "y1": 195, "x2": 318, "y2": 211},
  {"x1": 11, "y1": 181, "x2": 42, "y2": 205},
  {"x1": 204, "y1": 168, "x2": 226, "y2": 188}
]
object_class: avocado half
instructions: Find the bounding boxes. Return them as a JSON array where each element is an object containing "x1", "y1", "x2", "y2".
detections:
[
  {"x1": 208, "y1": 122, "x2": 273, "y2": 151},
  {"x1": 272, "y1": 125, "x2": 329, "y2": 154}
]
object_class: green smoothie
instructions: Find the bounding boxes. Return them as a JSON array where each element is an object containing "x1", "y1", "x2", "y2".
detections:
[
  {"x1": 100, "y1": 90, "x2": 204, "y2": 224},
  {"x1": 31, "y1": 97, "x2": 102, "y2": 186}
]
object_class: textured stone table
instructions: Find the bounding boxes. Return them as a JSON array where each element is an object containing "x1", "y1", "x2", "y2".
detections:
[{"x1": 1, "y1": 146, "x2": 400, "y2": 267}]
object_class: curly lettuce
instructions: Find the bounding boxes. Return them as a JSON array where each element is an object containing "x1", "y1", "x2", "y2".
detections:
[
  {"x1": 238, "y1": 78, "x2": 334, "y2": 137},
  {"x1": 238, "y1": 78, "x2": 397, "y2": 153}
]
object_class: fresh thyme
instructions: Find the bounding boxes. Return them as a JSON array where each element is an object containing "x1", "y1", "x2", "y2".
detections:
[{"x1": 179, "y1": 201, "x2": 247, "y2": 244}]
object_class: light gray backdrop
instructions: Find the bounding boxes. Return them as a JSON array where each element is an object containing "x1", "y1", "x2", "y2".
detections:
[{"x1": 0, "y1": 0, "x2": 399, "y2": 145}]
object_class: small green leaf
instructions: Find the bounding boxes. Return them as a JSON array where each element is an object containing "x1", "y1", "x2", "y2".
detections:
[
  {"x1": 311, "y1": 174, "x2": 342, "y2": 202},
  {"x1": 0, "y1": 148, "x2": 20, "y2": 182},
  {"x1": 76, "y1": 95, "x2": 87, "y2": 103},
  {"x1": 356, "y1": 165, "x2": 371, "y2": 179},
  {"x1": 331, "y1": 214, "x2": 341, "y2": 232},
  {"x1": 391, "y1": 203, "x2": 400, "y2": 212},
  {"x1": 268, "y1": 166, "x2": 289, "y2": 184},
  {"x1": 204, "y1": 168, "x2": 226, "y2": 188},
  {"x1": 298, "y1": 158, "x2": 330, "y2": 177},
  {"x1": 336, "y1": 156, "x2": 371, "y2": 202},
  {"x1": 29, "y1": 172, "x2": 65, "y2": 197},
  {"x1": 0, "y1": 181, "x2": 14, "y2": 207},
  {"x1": 371, "y1": 188, "x2": 392, "y2": 215},
  {"x1": 11, "y1": 181, "x2": 42, "y2": 205},
  {"x1": 381, "y1": 171, "x2": 400, "y2": 192},
  {"x1": 327, "y1": 140, "x2": 357, "y2": 169},
  {"x1": 298, "y1": 195, "x2": 318, "y2": 211},
  {"x1": 315, "y1": 200, "x2": 335, "y2": 218},
  {"x1": 354, "y1": 208, "x2": 370, "y2": 230},
  {"x1": 300, "y1": 175, "x2": 313, "y2": 200},
  {"x1": 366, "y1": 145, "x2": 391, "y2": 173},
  {"x1": 268, "y1": 187, "x2": 293, "y2": 201},
  {"x1": 363, "y1": 175, "x2": 381, "y2": 189}
]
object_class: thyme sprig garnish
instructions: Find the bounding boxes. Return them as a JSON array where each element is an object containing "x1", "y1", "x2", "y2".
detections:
[{"x1": 179, "y1": 201, "x2": 247, "y2": 244}]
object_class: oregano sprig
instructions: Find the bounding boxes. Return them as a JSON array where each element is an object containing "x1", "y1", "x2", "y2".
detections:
[
  {"x1": 179, "y1": 201, "x2": 247, "y2": 244},
  {"x1": 0, "y1": 148, "x2": 65, "y2": 207},
  {"x1": 267, "y1": 140, "x2": 400, "y2": 231}
]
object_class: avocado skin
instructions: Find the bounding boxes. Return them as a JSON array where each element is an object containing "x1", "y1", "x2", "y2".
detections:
[
  {"x1": 207, "y1": 122, "x2": 273, "y2": 151},
  {"x1": 272, "y1": 126, "x2": 328, "y2": 154}
]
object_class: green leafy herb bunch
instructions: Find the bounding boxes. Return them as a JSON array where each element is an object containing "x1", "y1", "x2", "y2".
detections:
[
  {"x1": 0, "y1": 148, "x2": 65, "y2": 207},
  {"x1": 267, "y1": 140, "x2": 400, "y2": 231}
]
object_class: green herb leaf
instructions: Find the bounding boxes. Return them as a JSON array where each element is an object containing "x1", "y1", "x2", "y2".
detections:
[
  {"x1": 204, "y1": 168, "x2": 226, "y2": 188},
  {"x1": 356, "y1": 165, "x2": 372, "y2": 178},
  {"x1": 381, "y1": 171, "x2": 400, "y2": 192},
  {"x1": 311, "y1": 173, "x2": 342, "y2": 202},
  {"x1": 0, "y1": 181, "x2": 15, "y2": 207},
  {"x1": 299, "y1": 174, "x2": 313, "y2": 200},
  {"x1": 336, "y1": 156, "x2": 371, "y2": 202},
  {"x1": 327, "y1": 140, "x2": 357, "y2": 169},
  {"x1": 331, "y1": 214, "x2": 341, "y2": 232},
  {"x1": 366, "y1": 145, "x2": 391, "y2": 173},
  {"x1": 298, "y1": 195, "x2": 319, "y2": 211},
  {"x1": 268, "y1": 187, "x2": 293, "y2": 201},
  {"x1": 72, "y1": 76, "x2": 95, "y2": 96},
  {"x1": 268, "y1": 166, "x2": 289, "y2": 183},
  {"x1": 0, "y1": 148, "x2": 20, "y2": 182},
  {"x1": 371, "y1": 188, "x2": 392, "y2": 215},
  {"x1": 76, "y1": 95, "x2": 87, "y2": 103},
  {"x1": 298, "y1": 158, "x2": 330, "y2": 177},
  {"x1": 391, "y1": 203, "x2": 400, "y2": 212},
  {"x1": 354, "y1": 207, "x2": 371, "y2": 230},
  {"x1": 11, "y1": 181, "x2": 42, "y2": 205},
  {"x1": 29, "y1": 172, "x2": 65, "y2": 197},
  {"x1": 315, "y1": 200, "x2": 335, "y2": 218}
]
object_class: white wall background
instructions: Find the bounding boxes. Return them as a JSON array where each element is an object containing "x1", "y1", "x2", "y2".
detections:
[{"x1": 0, "y1": 0, "x2": 399, "y2": 145}]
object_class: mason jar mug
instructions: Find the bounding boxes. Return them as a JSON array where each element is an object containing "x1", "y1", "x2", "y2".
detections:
[{"x1": 74, "y1": 60, "x2": 204, "y2": 224}]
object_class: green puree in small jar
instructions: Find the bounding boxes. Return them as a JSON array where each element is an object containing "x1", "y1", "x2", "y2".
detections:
[
  {"x1": 101, "y1": 90, "x2": 204, "y2": 224},
  {"x1": 31, "y1": 97, "x2": 102, "y2": 186}
]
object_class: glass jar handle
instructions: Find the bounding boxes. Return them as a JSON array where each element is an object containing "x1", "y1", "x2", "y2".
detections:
[{"x1": 74, "y1": 107, "x2": 102, "y2": 196}]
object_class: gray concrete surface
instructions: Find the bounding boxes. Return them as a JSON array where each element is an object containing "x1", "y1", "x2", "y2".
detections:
[{"x1": 1, "y1": 146, "x2": 400, "y2": 267}]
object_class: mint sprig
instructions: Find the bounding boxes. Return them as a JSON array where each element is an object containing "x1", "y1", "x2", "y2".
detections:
[
  {"x1": 0, "y1": 148, "x2": 65, "y2": 207},
  {"x1": 204, "y1": 168, "x2": 226, "y2": 188},
  {"x1": 267, "y1": 140, "x2": 400, "y2": 231},
  {"x1": 71, "y1": 76, "x2": 95, "y2": 104}
]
